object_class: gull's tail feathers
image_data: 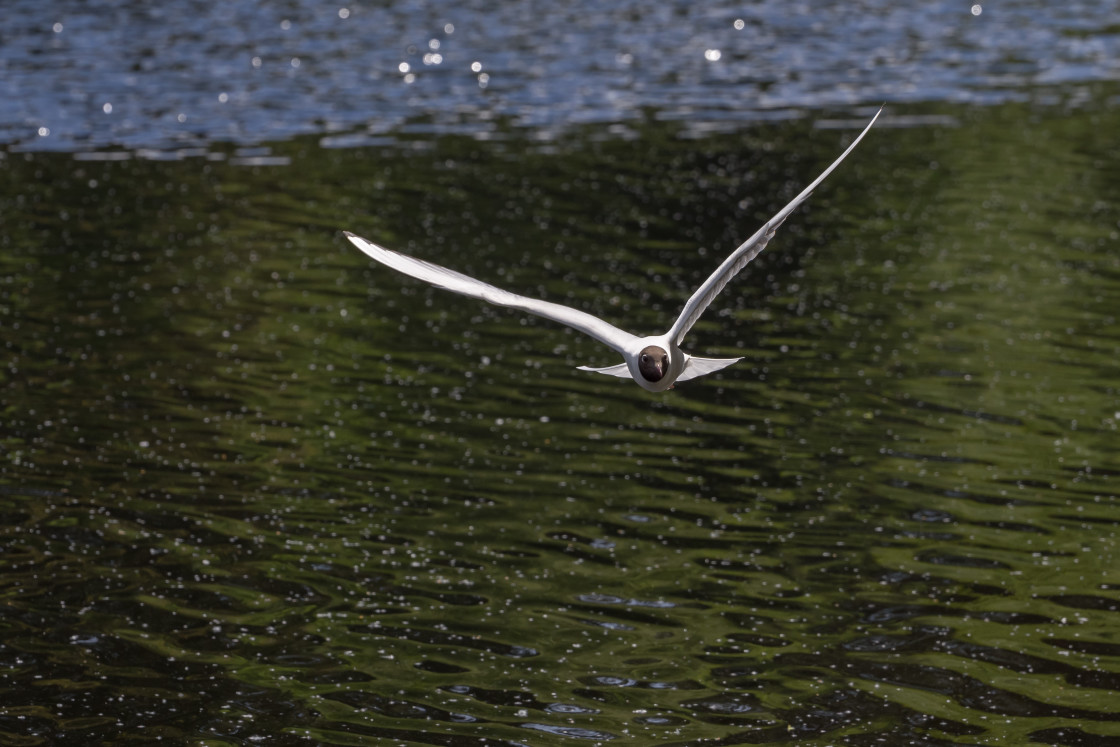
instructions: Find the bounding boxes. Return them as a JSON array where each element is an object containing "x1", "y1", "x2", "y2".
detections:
[
  {"x1": 677, "y1": 356, "x2": 742, "y2": 382},
  {"x1": 577, "y1": 363, "x2": 632, "y2": 378}
]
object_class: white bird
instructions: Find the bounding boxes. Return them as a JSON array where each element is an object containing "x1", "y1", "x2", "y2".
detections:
[{"x1": 346, "y1": 108, "x2": 881, "y2": 392}]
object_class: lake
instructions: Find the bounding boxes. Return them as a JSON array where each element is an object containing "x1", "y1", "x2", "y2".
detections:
[{"x1": 2, "y1": 1, "x2": 1120, "y2": 744}]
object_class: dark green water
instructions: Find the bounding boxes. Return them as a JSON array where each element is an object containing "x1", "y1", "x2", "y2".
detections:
[{"x1": 2, "y1": 94, "x2": 1120, "y2": 744}]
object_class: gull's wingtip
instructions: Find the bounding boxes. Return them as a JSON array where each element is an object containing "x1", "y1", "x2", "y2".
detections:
[
  {"x1": 344, "y1": 231, "x2": 386, "y2": 259},
  {"x1": 864, "y1": 104, "x2": 885, "y2": 129},
  {"x1": 344, "y1": 231, "x2": 373, "y2": 250}
]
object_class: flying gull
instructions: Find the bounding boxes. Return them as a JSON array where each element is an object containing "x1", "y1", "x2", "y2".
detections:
[{"x1": 345, "y1": 108, "x2": 881, "y2": 392}]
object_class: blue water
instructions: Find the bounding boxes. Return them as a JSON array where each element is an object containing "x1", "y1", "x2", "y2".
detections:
[{"x1": 3, "y1": 0, "x2": 1119, "y2": 153}]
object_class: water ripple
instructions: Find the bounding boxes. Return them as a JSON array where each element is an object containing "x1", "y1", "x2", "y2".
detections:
[
  {"x1": 3, "y1": 95, "x2": 1120, "y2": 744},
  {"x1": 3, "y1": 0, "x2": 1120, "y2": 152}
]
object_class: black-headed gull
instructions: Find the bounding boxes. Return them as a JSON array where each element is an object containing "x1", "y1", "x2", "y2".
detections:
[{"x1": 346, "y1": 108, "x2": 880, "y2": 392}]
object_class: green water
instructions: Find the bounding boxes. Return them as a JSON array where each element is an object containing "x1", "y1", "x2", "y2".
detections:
[{"x1": 2, "y1": 95, "x2": 1119, "y2": 744}]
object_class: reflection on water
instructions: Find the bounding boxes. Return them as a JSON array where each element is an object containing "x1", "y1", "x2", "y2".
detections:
[
  {"x1": 2, "y1": 95, "x2": 1120, "y2": 744},
  {"x1": 4, "y1": 0, "x2": 1120, "y2": 152}
]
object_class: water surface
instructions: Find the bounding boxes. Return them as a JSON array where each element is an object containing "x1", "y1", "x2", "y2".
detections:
[
  {"x1": 3, "y1": 94, "x2": 1120, "y2": 743},
  {"x1": 3, "y1": 0, "x2": 1119, "y2": 151},
  {"x1": 3, "y1": 0, "x2": 1120, "y2": 743}
]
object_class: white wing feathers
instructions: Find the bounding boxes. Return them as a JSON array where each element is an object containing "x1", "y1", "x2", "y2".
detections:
[
  {"x1": 576, "y1": 362, "x2": 631, "y2": 378},
  {"x1": 667, "y1": 218, "x2": 782, "y2": 347},
  {"x1": 345, "y1": 232, "x2": 640, "y2": 355},
  {"x1": 346, "y1": 108, "x2": 880, "y2": 387},
  {"x1": 677, "y1": 356, "x2": 743, "y2": 382},
  {"x1": 667, "y1": 107, "x2": 882, "y2": 346}
]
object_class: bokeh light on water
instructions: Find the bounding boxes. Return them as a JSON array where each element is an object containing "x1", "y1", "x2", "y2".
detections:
[{"x1": 2, "y1": 0, "x2": 1120, "y2": 744}]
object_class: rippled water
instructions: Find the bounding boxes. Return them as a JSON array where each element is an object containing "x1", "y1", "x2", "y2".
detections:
[
  {"x1": 4, "y1": 95, "x2": 1120, "y2": 743},
  {"x1": 3, "y1": 1, "x2": 1120, "y2": 744},
  {"x1": 3, "y1": 0, "x2": 1119, "y2": 152}
]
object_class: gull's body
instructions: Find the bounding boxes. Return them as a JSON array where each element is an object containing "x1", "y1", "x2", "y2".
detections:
[{"x1": 346, "y1": 108, "x2": 881, "y2": 392}]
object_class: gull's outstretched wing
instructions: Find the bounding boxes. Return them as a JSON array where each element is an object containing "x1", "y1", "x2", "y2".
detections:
[
  {"x1": 346, "y1": 232, "x2": 640, "y2": 355},
  {"x1": 667, "y1": 107, "x2": 882, "y2": 346}
]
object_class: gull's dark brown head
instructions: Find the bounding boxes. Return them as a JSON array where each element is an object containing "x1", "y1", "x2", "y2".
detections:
[{"x1": 638, "y1": 345, "x2": 669, "y2": 383}]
